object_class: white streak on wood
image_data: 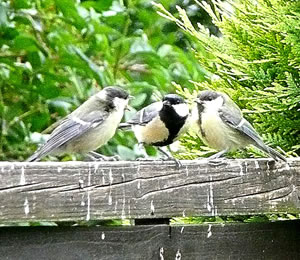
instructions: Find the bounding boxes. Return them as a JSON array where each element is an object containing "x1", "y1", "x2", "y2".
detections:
[
  {"x1": 10, "y1": 164, "x2": 15, "y2": 170},
  {"x1": 57, "y1": 167, "x2": 62, "y2": 173},
  {"x1": 207, "y1": 176, "x2": 214, "y2": 214},
  {"x1": 81, "y1": 194, "x2": 85, "y2": 206},
  {"x1": 181, "y1": 227, "x2": 184, "y2": 233},
  {"x1": 255, "y1": 160, "x2": 259, "y2": 169},
  {"x1": 185, "y1": 166, "x2": 189, "y2": 177},
  {"x1": 175, "y1": 249, "x2": 182, "y2": 260},
  {"x1": 128, "y1": 199, "x2": 131, "y2": 217},
  {"x1": 182, "y1": 210, "x2": 186, "y2": 217},
  {"x1": 114, "y1": 200, "x2": 118, "y2": 213},
  {"x1": 108, "y1": 188, "x2": 112, "y2": 205},
  {"x1": 159, "y1": 247, "x2": 164, "y2": 260},
  {"x1": 101, "y1": 232, "x2": 105, "y2": 240},
  {"x1": 121, "y1": 195, "x2": 126, "y2": 219},
  {"x1": 151, "y1": 200, "x2": 155, "y2": 214},
  {"x1": 24, "y1": 197, "x2": 29, "y2": 216},
  {"x1": 109, "y1": 168, "x2": 113, "y2": 184},
  {"x1": 20, "y1": 167, "x2": 26, "y2": 185},
  {"x1": 94, "y1": 163, "x2": 99, "y2": 173},
  {"x1": 239, "y1": 163, "x2": 244, "y2": 176},
  {"x1": 86, "y1": 164, "x2": 91, "y2": 221},
  {"x1": 207, "y1": 224, "x2": 212, "y2": 238}
]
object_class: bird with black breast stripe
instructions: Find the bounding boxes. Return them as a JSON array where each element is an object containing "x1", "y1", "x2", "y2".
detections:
[{"x1": 120, "y1": 94, "x2": 190, "y2": 166}]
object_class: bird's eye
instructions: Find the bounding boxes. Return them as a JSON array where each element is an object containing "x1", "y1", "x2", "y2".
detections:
[{"x1": 207, "y1": 97, "x2": 212, "y2": 101}]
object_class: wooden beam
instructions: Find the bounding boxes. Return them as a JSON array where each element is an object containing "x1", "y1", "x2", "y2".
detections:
[
  {"x1": 0, "y1": 158, "x2": 299, "y2": 222},
  {"x1": 0, "y1": 221, "x2": 299, "y2": 259}
]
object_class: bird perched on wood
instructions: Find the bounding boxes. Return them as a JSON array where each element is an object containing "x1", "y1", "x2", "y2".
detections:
[
  {"x1": 193, "y1": 90, "x2": 286, "y2": 162},
  {"x1": 27, "y1": 86, "x2": 130, "y2": 162},
  {"x1": 120, "y1": 94, "x2": 190, "y2": 166}
]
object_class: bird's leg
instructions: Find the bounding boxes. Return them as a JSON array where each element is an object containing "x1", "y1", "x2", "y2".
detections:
[
  {"x1": 157, "y1": 146, "x2": 182, "y2": 168},
  {"x1": 85, "y1": 151, "x2": 120, "y2": 161}
]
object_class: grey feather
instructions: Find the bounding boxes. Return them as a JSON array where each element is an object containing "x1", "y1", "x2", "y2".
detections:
[
  {"x1": 219, "y1": 106, "x2": 286, "y2": 162},
  {"x1": 26, "y1": 114, "x2": 104, "y2": 162},
  {"x1": 126, "y1": 102, "x2": 161, "y2": 125}
]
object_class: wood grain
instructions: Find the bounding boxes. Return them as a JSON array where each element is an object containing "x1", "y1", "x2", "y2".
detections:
[
  {"x1": 0, "y1": 221, "x2": 299, "y2": 260},
  {"x1": 0, "y1": 158, "x2": 299, "y2": 222}
]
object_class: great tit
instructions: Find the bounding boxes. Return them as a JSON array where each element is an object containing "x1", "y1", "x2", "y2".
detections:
[
  {"x1": 194, "y1": 90, "x2": 286, "y2": 162},
  {"x1": 120, "y1": 94, "x2": 190, "y2": 165},
  {"x1": 27, "y1": 86, "x2": 130, "y2": 162}
]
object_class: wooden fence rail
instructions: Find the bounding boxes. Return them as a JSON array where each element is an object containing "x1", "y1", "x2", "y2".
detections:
[
  {"x1": 0, "y1": 158, "x2": 299, "y2": 259},
  {"x1": 0, "y1": 158, "x2": 299, "y2": 222}
]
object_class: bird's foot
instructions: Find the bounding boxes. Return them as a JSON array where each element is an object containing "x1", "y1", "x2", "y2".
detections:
[{"x1": 160, "y1": 157, "x2": 182, "y2": 168}]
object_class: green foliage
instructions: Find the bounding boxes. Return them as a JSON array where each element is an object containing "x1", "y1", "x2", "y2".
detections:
[
  {"x1": 171, "y1": 213, "x2": 300, "y2": 225},
  {"x1": 0, "y1": 0, "x2": 206, "y2": 161},
  {"x1": 157, "y1": 0, "x2": 300, "y2": 159}
]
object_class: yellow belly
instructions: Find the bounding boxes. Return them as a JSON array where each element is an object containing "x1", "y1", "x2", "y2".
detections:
[
  {"x1": 201, "y1": 112, "x2": 240, "y2": 151},
  {"x1": 133, "y1": 117, "x2": 169, "y2": 144}
]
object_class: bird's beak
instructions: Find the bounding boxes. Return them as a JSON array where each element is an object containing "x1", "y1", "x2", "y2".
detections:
[
  {"x1": 194, "y1": 98, "x2": 202, "y2": 104},
  {"x1": 163, "y1": 100, "x2": 171, "y2": 106},
  {"x1": 129, "y1": 95, "x2": 134, "y2": 100}
]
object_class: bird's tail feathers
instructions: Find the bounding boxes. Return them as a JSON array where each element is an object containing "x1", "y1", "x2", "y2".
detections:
[
  {"x1": 255, "y1": 143, "x2": 287, "y2": 162},
  {"x1": 26, "y1": 152, "x2": 41, "y2": 162}
]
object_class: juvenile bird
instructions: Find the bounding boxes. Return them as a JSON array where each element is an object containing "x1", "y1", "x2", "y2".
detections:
[
  {"x1": 194, "y1": 90, "x2": 286, "y2": 162},
  {"x1": 27, "y1": 86, "x2": 130, "y2": 162},
  {"x1": 120, "y1": 94, "x2": 190, "y2": 165}
]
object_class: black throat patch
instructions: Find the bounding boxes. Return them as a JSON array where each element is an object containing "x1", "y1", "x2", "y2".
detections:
[
  {"x1": 152, "y1": 104, "x2": 188, "y2": 146},
  {"x1": 197, "y1": 103, "x2": 206, "y2": 138}
]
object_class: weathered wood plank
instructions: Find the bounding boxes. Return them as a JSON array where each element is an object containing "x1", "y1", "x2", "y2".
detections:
[
  {"x1": 0, "y1": 221, "x2": 299, "y2": 259},
  {"x1": 0, "y1": 158, "x2": 299, "y2": 222}
]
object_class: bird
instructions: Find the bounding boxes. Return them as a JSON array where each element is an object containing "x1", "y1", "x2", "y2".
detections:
[
  {"x1": 26, "y1": 86, "x2": 130, "y2": 162},
  {"x1": 193, "y1": 90, "x2": 286, "y2": 162},
  {"x1": 120, "y1": 94, "x2": 190, "y2": 166}
]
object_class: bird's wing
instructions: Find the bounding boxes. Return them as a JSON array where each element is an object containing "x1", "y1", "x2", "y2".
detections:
[
  {"x1": 219, "y1": 105, "x2": 265, "y2": 147},
  {"x1": 28, "y1": 111, "x2": 106, "y2": 160},
  {"x1": 127, "y1": 102, "x2": 162, "y2": 125}
]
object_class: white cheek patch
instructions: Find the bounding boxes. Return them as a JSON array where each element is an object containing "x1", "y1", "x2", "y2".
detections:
[
  {"x1": 204, "y1": 96, "x2": 224, "y2": 113},
  {"x1": 114, "y1": 97, "x2": 129, "y2": 111},
  {"x1": 173, "y1": 103, "x2": 189, "y2": 118}
]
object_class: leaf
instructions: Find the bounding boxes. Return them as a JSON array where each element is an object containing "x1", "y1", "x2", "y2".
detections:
[
  {"x1": 13, "y1": 35, "x2": 40, "y2": 52},
  {"x1": 117, "y1": 145, "x2": 136, "y2": 160},
  {"x1": 55, "y1": 0, "x2": 86, "y2": 29},
  {"x1": 0, "y1": 4, "x2": 8, "y2": 28},
  {"x1": 81, "y1": 0, "x2": 113, "y2": 12}
]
